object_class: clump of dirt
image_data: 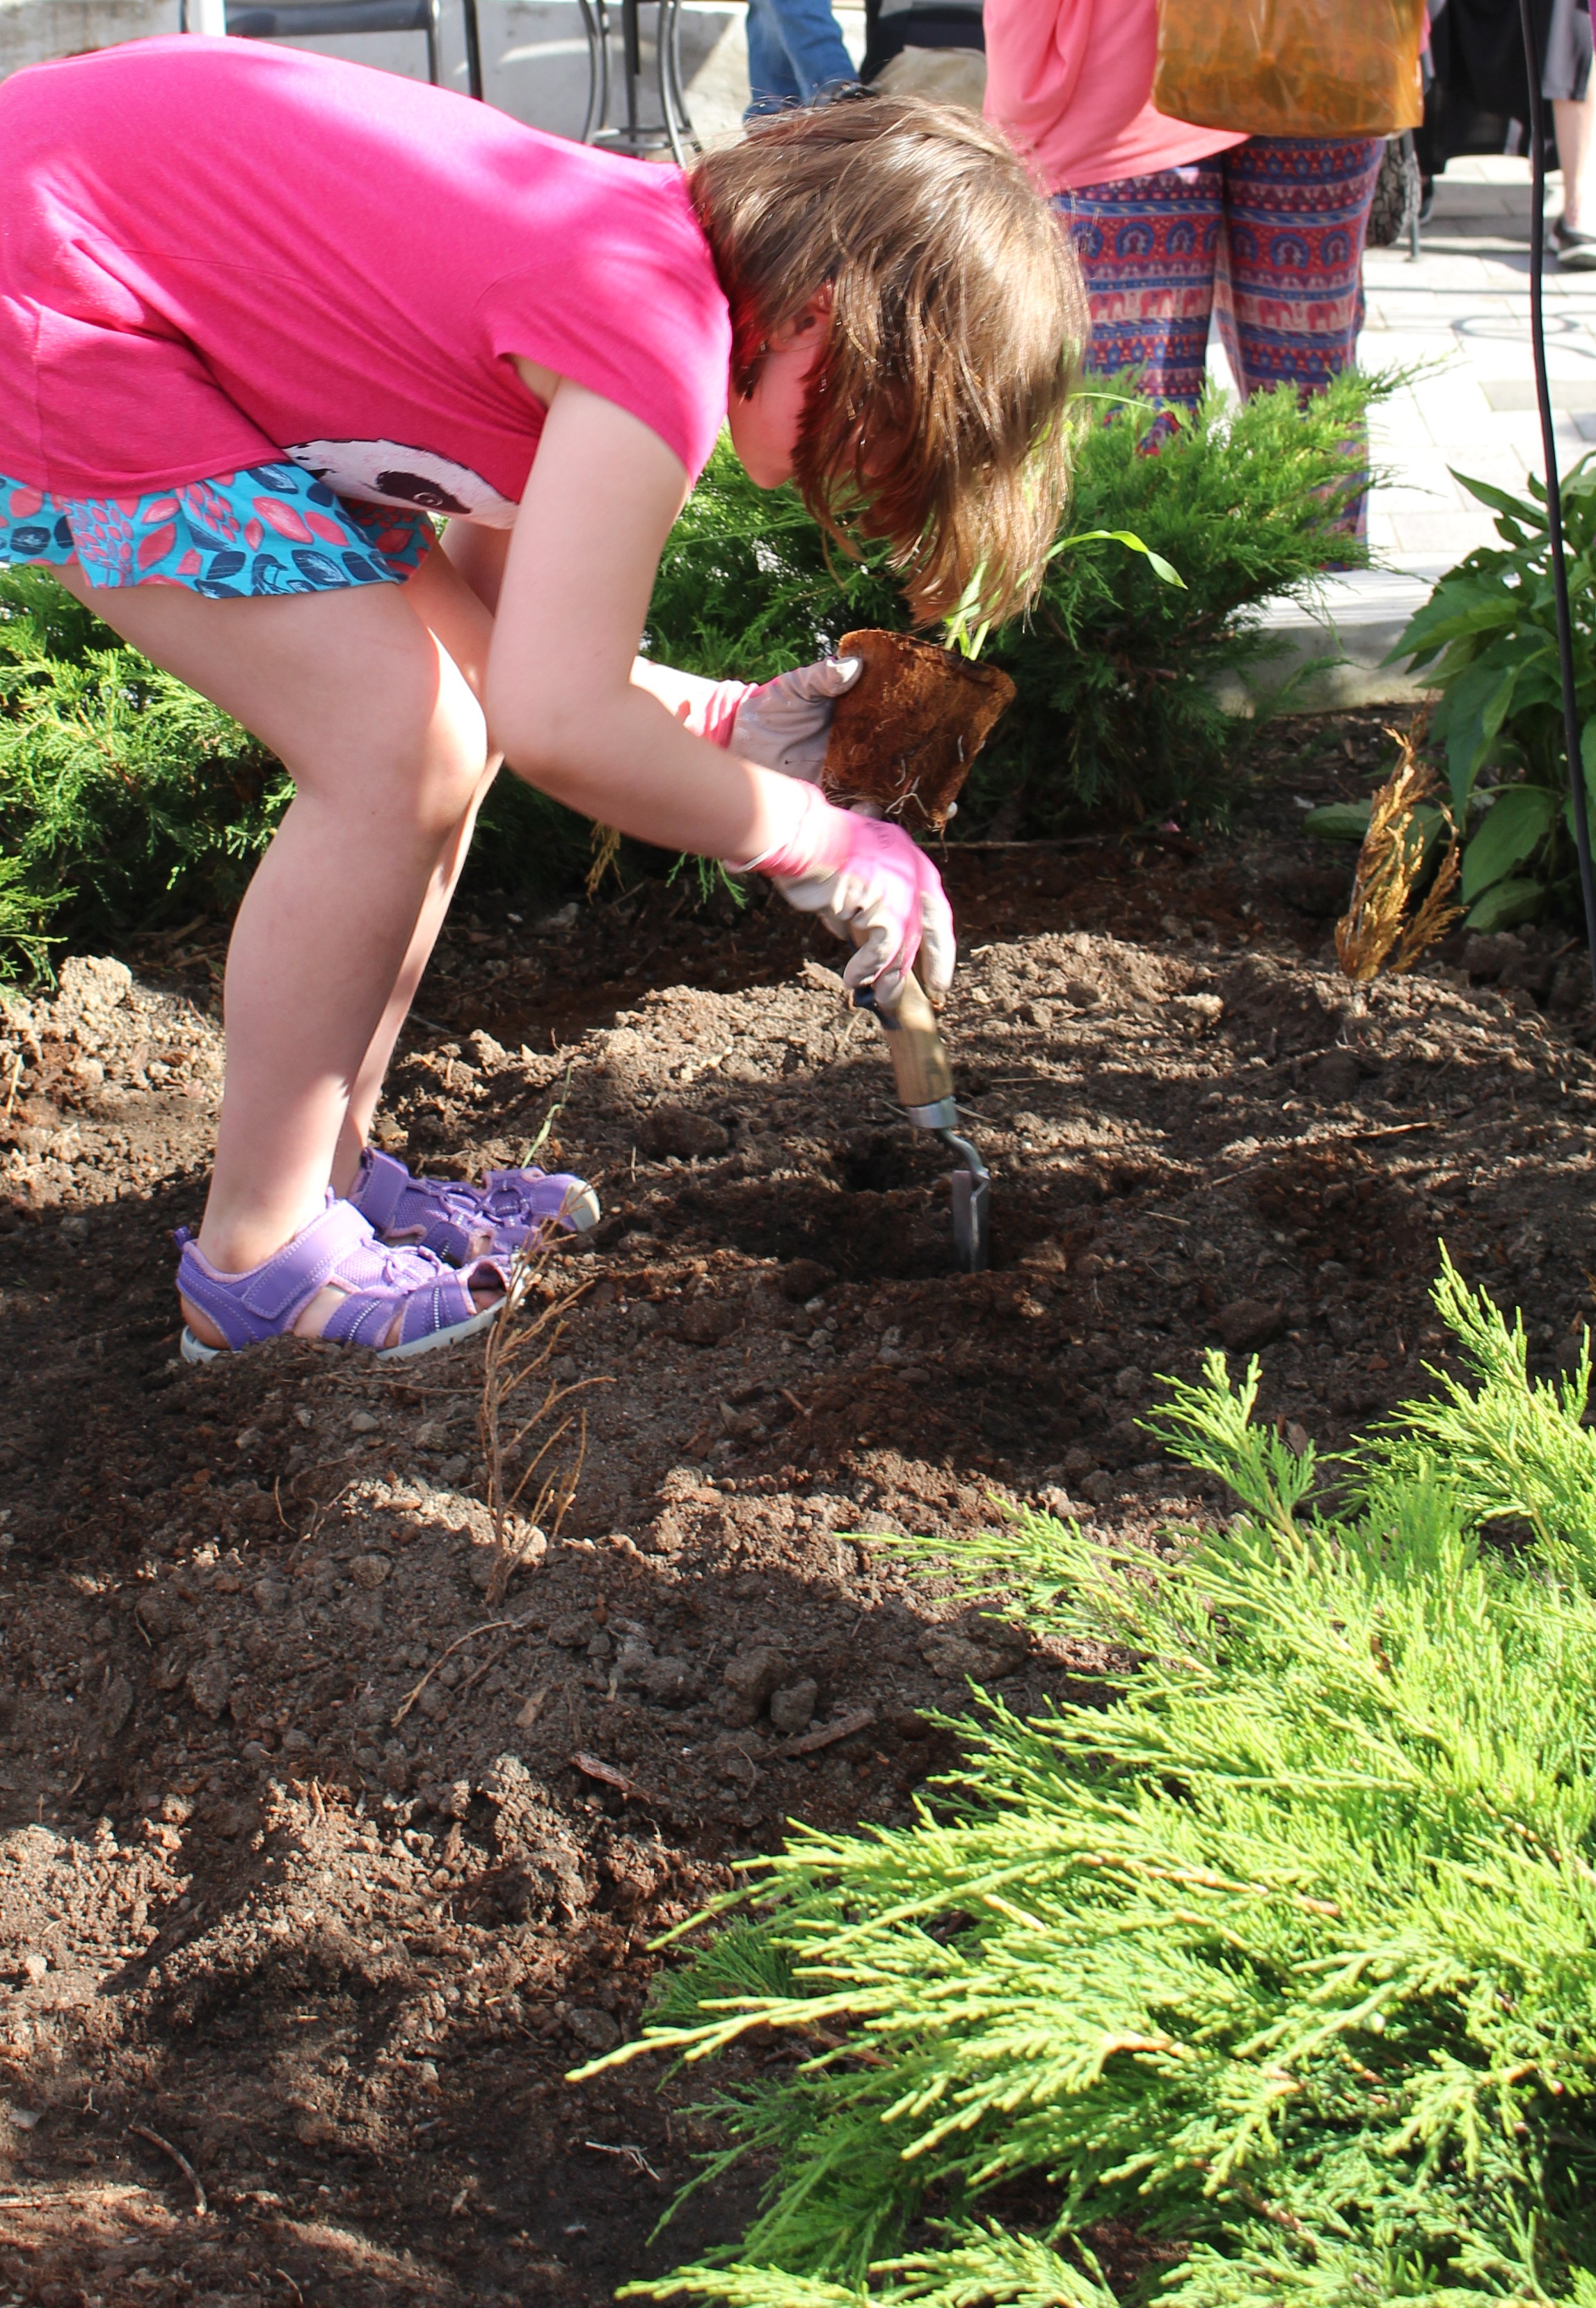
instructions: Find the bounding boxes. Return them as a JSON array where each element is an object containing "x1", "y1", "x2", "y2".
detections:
[{"x1": 4, "y1": 710, "x2": 1596, "y2": 2302}]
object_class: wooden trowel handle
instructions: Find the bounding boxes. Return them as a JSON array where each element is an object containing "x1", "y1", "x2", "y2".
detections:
[
  {"x1": 852, "y1": 934, "x2": 958, "y2": 1127},
  {"x1": 877, "y1": 967, "x2": 955, "y2": 1115}
]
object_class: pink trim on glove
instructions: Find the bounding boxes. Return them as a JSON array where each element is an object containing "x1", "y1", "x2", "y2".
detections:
[
  {"x1": 683, "y1": 678, "x2": 759, "y2": 749},
  {"x1": 739, "y1": 779, "x2": 854, "y2": 881}
]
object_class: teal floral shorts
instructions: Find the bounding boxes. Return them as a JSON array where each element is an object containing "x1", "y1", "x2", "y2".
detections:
[{"x1": 0, "y1": 461, "x2": 432, "y2": 597}]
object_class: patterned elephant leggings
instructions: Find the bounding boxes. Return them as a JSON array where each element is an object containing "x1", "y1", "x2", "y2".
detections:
[
  {"x1": 1054, "y1": 135, "x2": 1384, "y2": 523},
  {"x1": 1051, "y1": 135, "x2": 1374, "y2": 528},
  {"x1": 1055, "y1": 135, "x2": 1384, "y2": 404}
]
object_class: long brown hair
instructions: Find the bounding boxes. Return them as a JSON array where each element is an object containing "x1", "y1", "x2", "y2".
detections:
[{"x1": 689, "y1": 93, "x2": 1087, "y2": 629}]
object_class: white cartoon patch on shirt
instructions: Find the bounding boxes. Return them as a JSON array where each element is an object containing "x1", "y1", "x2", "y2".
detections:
[{"x1": 285, "y1": 440, "x2": 519, "y2": 527}]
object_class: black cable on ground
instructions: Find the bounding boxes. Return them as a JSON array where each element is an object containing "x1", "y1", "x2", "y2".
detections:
[{"x1": 1516, "y1": 0, "x2": 1596, "y2": 994}]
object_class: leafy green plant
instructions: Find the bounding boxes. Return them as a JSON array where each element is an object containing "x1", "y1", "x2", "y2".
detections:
[
  {"x1": 585, "y1": 1252, "x2": 1596, "y2": 2305},
  {"x1": 1391, "y1": 459, "x2": 1596, "y2": 933},
  {"x1": 645, "y1": 370, "x2": 1389, "y2": 835}
]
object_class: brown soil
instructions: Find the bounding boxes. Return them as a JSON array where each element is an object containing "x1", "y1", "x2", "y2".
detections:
[
  {"x1": 822, "y1": 630, "x2": 1015, "y2": 833},
  {"x1": 4, "y1": 709, "x2": 1596, "y2": 2305}
]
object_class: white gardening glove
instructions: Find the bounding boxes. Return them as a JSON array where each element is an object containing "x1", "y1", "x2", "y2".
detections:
[
  {"x1": 738, "y1": 784, "x2": 957, "y2": 1009},
  {"x1": 728, "y1": 654, "x2": 862, "y2": 781}
]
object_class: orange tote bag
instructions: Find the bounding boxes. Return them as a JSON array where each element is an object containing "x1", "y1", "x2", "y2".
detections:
[{"x1": 1153, "y1": 0, "x2": 1428, "y2": 138}]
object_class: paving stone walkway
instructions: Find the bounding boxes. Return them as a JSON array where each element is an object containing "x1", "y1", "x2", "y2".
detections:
[
  {"x1": 1240, "y1": 154, "x2": 1594, "y2": 706},
  {"x1": 1362, "y1": 154, "x2": 1596, "y2": 573}
]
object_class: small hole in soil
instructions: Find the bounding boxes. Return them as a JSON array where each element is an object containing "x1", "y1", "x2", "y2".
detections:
[{"x1": 840, "y1": 1135, "x2": 915, "y2": 1194}]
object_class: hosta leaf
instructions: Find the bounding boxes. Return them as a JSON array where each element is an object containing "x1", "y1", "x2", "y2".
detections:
[
  {"x1": 1462, "y1": 873, "x2": 1546, "y2": 930},
  {"x1": 1388, "y1": 588, "x2": 1522, "y2": 669},
  {"x1": 1301, "y1": 801, "x2": 1373, "y2": 843},
  {"x1": 1442, "y1": 657, "x2": 1521, "y2": 818},
  {"x1": 1460, "y1": 783, "x2": 1559, "y2": 900},
  {"x1": 1451, "y1": 467, "x2": 1546, "y2": 532},
  {"x1": 1392, "y1": 588, "x2": 1509, "y2": 670}
]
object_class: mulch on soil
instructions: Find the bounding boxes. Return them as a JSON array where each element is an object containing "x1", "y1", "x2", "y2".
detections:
[{"x1": 3, "y1": 710, "x2": 1596, "y2": 2305}]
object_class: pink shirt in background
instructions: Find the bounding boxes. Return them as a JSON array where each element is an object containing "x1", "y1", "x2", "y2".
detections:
[
  {"x1": 0, "y1": 38, "x2": 731, "y2": 511},
  {"x1": 983, "y1": 0, "x2": 1243, "y2": 194}
]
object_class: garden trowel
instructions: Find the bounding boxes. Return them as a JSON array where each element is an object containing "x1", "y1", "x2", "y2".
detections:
[
  {"x1": 854, "y1": 964, "x2": 989, "y2": 1274},
  {"x1": 823, "y1": 628, "x2": 1011, "y2": 1278}
]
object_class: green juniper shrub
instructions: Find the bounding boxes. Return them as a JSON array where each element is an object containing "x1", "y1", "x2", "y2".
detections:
[
  {"x1": 0, "y1": 562, "x2": 589, "y2": 978},
  {"x1": 0, "y1": 563, "x2": 289, "y2": 975},
  {"x1": 977, "y1": 368, "x2": 1388, "y2": 831},
  {"x1": 582, "y1": 1252, "x2": 1596, "y2": 2307},
  {"x1": 1389, "y1": 457, "x2": 1596, "y2": 934},
  {"x1": 643, "y1": 370, "x2": 1390, "y2": 838}
]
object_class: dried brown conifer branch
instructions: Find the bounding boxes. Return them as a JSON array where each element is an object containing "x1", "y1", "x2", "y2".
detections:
[{"x1": 1335, "y1": 722, "x2": 1461, "y2": 983}]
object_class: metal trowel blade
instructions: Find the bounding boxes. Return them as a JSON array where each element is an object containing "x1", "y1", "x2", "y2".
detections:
[{"x1": 950, "y1": 1160, "x2": 989, "y2": 1273}]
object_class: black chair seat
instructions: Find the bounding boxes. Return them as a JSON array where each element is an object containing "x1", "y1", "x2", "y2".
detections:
[
  {"x1": 228, "y1": 0, "x2": 433, "y2": 34},
  {"x1": 197, "y1": 0, "x2": 484, "y2": 100}
]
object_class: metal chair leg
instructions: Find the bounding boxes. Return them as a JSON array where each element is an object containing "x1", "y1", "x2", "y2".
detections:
[
  {"x1": 622, "y1": 0, "x2": 640, "y2": 141},
  {"x1": 461, "y1": 0, "x2": 484, "y2": 99},
  {"x1": 576, "y1": 0, "x2": 603, "y2": 141},
  {"x1": 598, "y1": 0, "x2": 612, "y2": 136},
  {"x1": 424, "y1": 0, "x2": 440, "y2": 83},
  {"x1": 582, "y1": 0, "x2": 696, "y2": 157},
  {"x1": 662, "y1": 0, "x2": 692, "y2": 164}
]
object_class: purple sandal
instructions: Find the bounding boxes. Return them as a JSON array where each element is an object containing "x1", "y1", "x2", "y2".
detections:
[
  {"x1": 175, "y1": 1197, "x2": 507, "y2": 1364},
  {"x1": 348, "y1": 1149, "x2": 600, "y2": 1265}
]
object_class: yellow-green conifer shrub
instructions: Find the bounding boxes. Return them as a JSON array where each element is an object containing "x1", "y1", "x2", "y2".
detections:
[{"x1": 586, "y1": 1255, "x2": 1596, "y2": 2307}]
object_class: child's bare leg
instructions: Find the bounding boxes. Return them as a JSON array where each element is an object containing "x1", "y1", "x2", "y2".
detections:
[
  {"x1": 326, "y1": 543, "x2": 502, "y2": 1189},
  {"x1": 330, "y1": 751, "x2": 499, "y2": 1190},
  {"x1": 52, "y1": 562, "x2": 493, "y2": 1332}
]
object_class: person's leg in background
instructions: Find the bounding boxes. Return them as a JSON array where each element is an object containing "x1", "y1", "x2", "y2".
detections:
[
  {"x1": 745, "y1": 0, "x2": 856, "y2": 113},
  {"x1": 1053, "y1": 161, "x2": 1225, "y2": 418},
  {"x1": 1217, "y1": 136, "x2": 1384, "y2": 533},
  {"x1": 1554, "y1": 94, "x2": 1596, "y2": 235},
  {"x1": 1549, "y1": 0, "x2": 1596, "y2": 261}
]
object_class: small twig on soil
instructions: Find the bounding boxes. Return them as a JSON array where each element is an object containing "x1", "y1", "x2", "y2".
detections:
[
  {"x1": 479, "y1": 1233, "x2": 605, "y2": 1609},
  {"x1": 571, "y1": 1751, "x2": 657, "y2": 1803},
  {"x1": 460, "y1": 1634, "x2": 514, "y2": 1696},
  {"x1": 145, "y1": 912, "x2": 210, "y2": 950},
  {"x1": 1, "y1": 1050, "x2": 22, "y2": 1129},
  {"x1": 127, "y1": 2124, "x2": 207, "y2": 2216},
  {"x1": 584, "y1": 2139, "x2": 662, "y2": 2181},
  {"x1": 1353, "y1": 1120, "x2": 1444, "y2": 1142},
  {"x1": 774, "y1": 1708, "x2": 876, "y2": 1758},
  {"x1": 1208, "y1": 1120, "x2": 1439, "y2": 1191},
  {"x1": 778, "y1": 1389, "x2": 813, "y2": 1422},
  {"x1": 391, "y1": 1614, "x2": 537, "y2": 1726}
]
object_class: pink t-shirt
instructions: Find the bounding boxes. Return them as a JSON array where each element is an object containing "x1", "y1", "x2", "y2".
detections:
[
  {"x1": 0, "y1": 38, "x2": 732, "y2": 513},
  {"x1": 984, "y1": 0, "x2": 1243, "y2": 196}
]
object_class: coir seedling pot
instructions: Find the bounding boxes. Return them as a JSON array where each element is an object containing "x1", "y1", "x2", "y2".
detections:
[{"x1": 822, "y1": 629, "x2": 1015, "y2": 836}]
